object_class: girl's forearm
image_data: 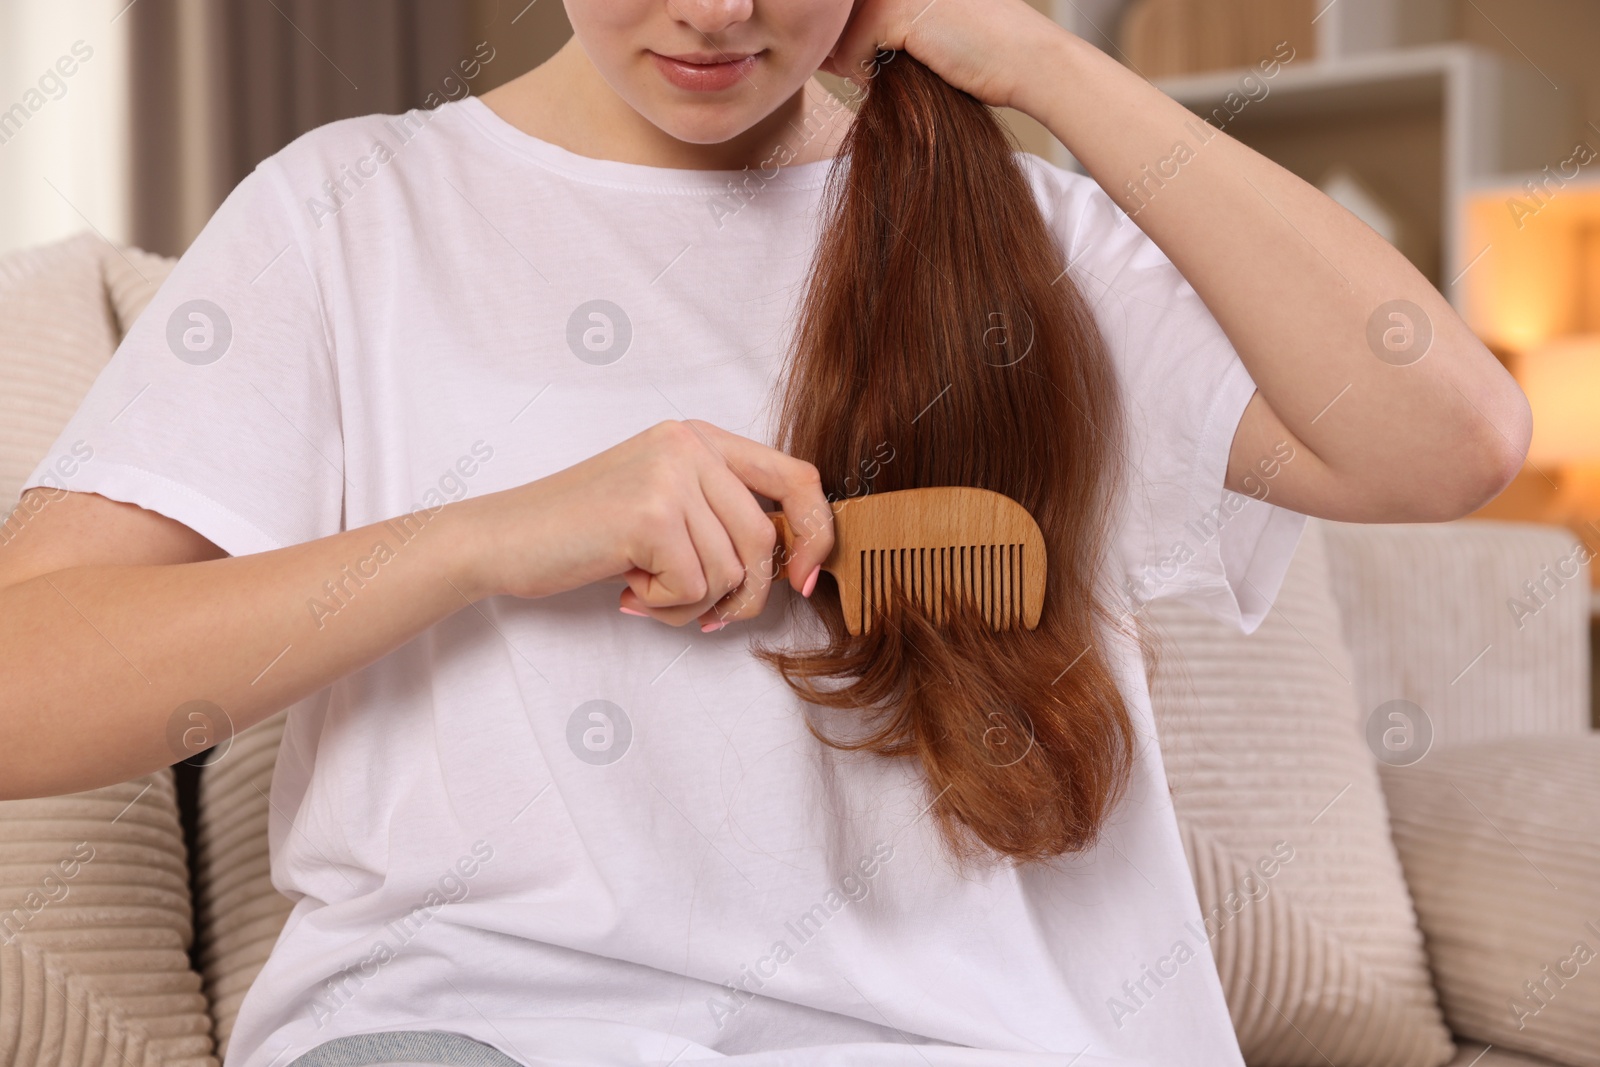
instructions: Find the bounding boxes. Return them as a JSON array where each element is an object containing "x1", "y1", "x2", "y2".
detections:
[
  {"x1": 0, "y1": 503, "x2": 487, "y2": 800},
  {"x1": 1011, "y1": 30, "x2": 1529, "y2": 515}
]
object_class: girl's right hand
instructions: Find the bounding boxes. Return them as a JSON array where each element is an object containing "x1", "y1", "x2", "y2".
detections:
[{"x1": 455, "y1": 419, "x2": 837, "y2": 631}]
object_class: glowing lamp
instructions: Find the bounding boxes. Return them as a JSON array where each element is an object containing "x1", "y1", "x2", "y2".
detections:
[{"x1": 1519, "y1": 335, "x2": 1600, "y2": 465}]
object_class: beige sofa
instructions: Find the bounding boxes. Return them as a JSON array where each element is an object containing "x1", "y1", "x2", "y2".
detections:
[{"x1": 2, "y1": 232, "x2": 1596, "y2": 1067}]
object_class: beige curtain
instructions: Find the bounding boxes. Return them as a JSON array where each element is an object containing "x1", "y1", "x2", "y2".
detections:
[{"x1": 126, "y1": 0, "x2": 571, "y2": 257}]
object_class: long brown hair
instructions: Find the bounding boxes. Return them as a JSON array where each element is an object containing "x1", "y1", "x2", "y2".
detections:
[{"x1": 754, "y1": 53, "x2": 1144, "y2": 867}]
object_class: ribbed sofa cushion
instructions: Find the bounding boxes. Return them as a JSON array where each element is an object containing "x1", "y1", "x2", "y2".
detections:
[
  {"x1": 1450, "y1": 1041, "x2": 1572, "y2": 1066},
  {"x1": 0, "y1": 233, "x2": 120, "y2": 515},
  {"x1": 1147, "y1": 518, "x2": 1455, "y2": 1067},
  {"x1": 1384, "y1": 735, "x2": 1600, "y2": 1067},
  {"x1": 1320, "y1": 518, "x2": 1590, "y2": 748},
  {"x1": 0, "y1": 773, "x2": 217, "y2": 1066}
]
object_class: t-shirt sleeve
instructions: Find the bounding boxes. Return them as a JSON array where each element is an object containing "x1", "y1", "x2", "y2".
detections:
[
  {"x1": 1040, "y1": 164, "x2": 1307, "y2": 635},
  {"x1": 20, "y1": 158, "x2": 344, "y2": 557}
]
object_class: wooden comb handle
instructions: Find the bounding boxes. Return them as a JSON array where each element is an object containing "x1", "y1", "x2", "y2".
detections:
[
  {"x1": 768, "y1": 511, "x2": 792, "y2": 582},
  {"x1": 766, "y1": 510, "x2": 836, "y2": 584}
]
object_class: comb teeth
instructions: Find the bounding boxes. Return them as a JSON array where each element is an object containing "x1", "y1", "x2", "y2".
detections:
[{"x1": 860, "y1": 544, "x2": 1025, "y2": 633}]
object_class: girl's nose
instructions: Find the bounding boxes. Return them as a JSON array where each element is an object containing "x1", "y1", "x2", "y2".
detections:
[{"x1": 666, "y1": 0, "x2": 756, "y2": 36}]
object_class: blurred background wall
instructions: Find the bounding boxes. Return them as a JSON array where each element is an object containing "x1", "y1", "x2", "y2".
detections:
[
  {"x1": 122, "y1": 0, "x2": 572, "y2": 258},
  {"x1": 0, "y1": 0, "x2": 574, "y2": 260},
  {"x1": 0, "y1": 1, "x2": 130, "y2": 258}
]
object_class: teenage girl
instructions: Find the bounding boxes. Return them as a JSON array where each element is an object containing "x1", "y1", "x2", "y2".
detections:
[{"x1": 0, "y1": 2, "x2": 1528, "y2": 1065}]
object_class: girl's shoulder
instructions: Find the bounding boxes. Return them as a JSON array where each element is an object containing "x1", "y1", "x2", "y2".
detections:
[{"x1": 254, "y1": 101, "x2": 486, "y2": 231}]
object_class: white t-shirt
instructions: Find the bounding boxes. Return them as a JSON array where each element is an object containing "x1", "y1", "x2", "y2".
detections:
[{"x1": 26, "y1": 93, "x2": 1307, "y2": 1067}]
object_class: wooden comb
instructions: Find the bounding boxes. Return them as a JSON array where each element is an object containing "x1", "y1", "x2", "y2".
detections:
[{"x1": 768, "y1": 487, "x2": 1046, "y2": 636}]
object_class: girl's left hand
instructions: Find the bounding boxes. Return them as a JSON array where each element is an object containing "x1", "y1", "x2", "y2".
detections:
[{"x1": 820, "y1": 0, "x2": 1068, "y2": 114}]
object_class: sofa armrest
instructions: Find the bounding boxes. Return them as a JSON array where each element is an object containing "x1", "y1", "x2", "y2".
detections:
[
  {"x1": 1319, "y1": 517, "x2": 1591, "y2": 749},
  {"x1": 1383, "y1": 734, "x2": 1600, "y2": 1067}
]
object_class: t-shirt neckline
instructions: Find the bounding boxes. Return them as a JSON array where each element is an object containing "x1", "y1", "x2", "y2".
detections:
[{"x1": 452, "y1": 93, "x2": 840, "y2": 195}]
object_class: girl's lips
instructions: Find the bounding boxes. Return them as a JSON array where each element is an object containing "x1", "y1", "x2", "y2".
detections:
[{"x1": 650, "y1": 51, "x2": 760, "y2": 92}]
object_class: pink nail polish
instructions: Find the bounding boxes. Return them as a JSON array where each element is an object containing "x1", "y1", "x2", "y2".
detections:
[
  {"x1": 701, "y1": 619, "x2": 728, "y2": 633},
  {"x1": 801, "y1": 564, "x2": 822, "y2": 598},
  {"x1": 620, "y1": 606, "x2": 648, "y2": 617}
]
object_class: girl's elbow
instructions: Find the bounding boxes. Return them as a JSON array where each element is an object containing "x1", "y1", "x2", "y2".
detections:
[
  {"x1": 1464, "y1": 378, "x2": 1533, "y2": 516},
  {"x1": 1431, "y1": 415, "x2": 1531, "y2": 522}
]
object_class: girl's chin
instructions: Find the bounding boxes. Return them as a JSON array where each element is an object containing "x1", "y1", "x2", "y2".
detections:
[{"x1": 643, "y1": 107, "x2": 771, "y2": 149}]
